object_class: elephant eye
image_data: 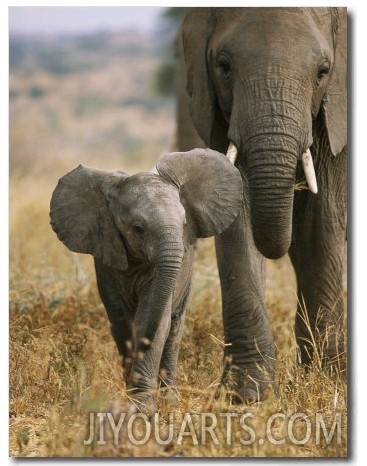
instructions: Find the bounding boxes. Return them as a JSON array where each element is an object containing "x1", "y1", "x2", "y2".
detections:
[
  {"x1": 316, "y1": 60, "x2": 330, "y2": 84},
  {"x1": 131, "y1": 224, "x2": 145, "y2": 237},
  {"x1": 217, "y1": 53, "x2": 232, "y2": 78}
]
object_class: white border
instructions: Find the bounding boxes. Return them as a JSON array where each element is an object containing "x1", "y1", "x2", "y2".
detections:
[{"x1": 4, "y1": 2, "x2": 367, "y2": 464}]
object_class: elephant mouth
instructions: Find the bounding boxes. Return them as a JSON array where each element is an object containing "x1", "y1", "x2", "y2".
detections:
[{"x1": 226, "y1": 142, "x2": 318, "y2": 194}]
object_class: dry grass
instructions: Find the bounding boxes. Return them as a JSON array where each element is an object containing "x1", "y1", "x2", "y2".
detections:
[
  {"x1": 9, "y1": 172, "x2": 348, "y2": 458},
  {"x1": 9, "y1": 31, "x2": 347, "y2": 458}
]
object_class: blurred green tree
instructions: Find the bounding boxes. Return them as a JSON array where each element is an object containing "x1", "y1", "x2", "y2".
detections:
[{"x1": 154, "y1": 7, "x2": 185, "y2": 96}]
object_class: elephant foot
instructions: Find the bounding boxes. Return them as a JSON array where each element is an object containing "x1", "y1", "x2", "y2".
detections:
[
  {"x1": 217, "y1": 359, "x2": 275, "y2": 403},
  {"x1": 296, "y1": 323, "x2": 347, "y2": 376},
  {"x1": 127, "y1": 391, "x2": 158, "y2": 417},
  {"x1": 158, "y1": 386, "x2": 180, "y2": 412}
]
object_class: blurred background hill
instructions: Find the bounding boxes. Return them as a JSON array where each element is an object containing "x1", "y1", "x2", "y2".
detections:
[{"x1": 9, "y1": 7, "x2": 184, "y2": 178}]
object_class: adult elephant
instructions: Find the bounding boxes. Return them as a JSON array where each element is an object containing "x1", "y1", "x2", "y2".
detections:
[{"x1": 180, "y1": 7, "x2": 347, "y2": 401}]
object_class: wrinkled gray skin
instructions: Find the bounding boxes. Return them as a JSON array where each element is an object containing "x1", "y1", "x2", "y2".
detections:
[
  {"x1": 180, "y1": 8, "x2": 347, "y2": 401},
  {"x1": 50, "y1": 149, "x2": 243, "y2": 412}
]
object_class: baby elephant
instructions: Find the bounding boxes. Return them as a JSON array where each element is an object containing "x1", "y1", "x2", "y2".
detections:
[{"x1": 50, "y1": 148, "x2": 243, "y2": 412}]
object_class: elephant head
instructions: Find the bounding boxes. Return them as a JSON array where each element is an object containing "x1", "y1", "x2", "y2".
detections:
[
  {"x1": 182, "y1": 7, "x2": 347, "y2": 259},
  {"x1": 50, "y1": 148, "x2": 243, "y2": 344}
]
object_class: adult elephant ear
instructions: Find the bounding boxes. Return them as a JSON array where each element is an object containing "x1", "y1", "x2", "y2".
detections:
[
  {"x1": 182, "y1": 8, "x2": 227, "y2": 150},
  {"x1": 156, "y1": 148, "x2": 243, "y2": 239},
  {"x1": 323, "y1": 7, "x2": 347, "y2": 156},
  {"x1": 50, "y1": 165, "x2": 129, "y2": 270}
]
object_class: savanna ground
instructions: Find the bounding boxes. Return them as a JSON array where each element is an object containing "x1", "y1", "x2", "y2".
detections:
[{"x1": 9, "y1": 27, "x2": 347, "y2": 458}]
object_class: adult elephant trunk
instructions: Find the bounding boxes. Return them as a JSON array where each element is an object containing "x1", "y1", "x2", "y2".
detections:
[
  {"x1": 137, "y1": 229, "x2": 184, "y2": 350},
  {"x1": 225, "y1": 68, "x2": 314, "y2": 260},
  {"x1": 234, "y1": 130, "x2": 302, "y2": 260}
]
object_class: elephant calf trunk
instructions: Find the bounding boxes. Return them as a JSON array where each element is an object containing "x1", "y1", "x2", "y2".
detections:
[{"x1": 139, "y1": 236, "x2": 184, "y2": 349}]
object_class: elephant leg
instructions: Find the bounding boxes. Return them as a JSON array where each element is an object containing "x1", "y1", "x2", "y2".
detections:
[
  {"x1": 94, "y1": 260, "x2": 134, "y2": 376},
  {"x1": 159, "y1": 305, "x2": 187, "y2": 388},
  {"x1": 215, "y1": 204, "x2": 275, "y2": 402},
  {"x1": 157, "y1": 285, "x2": 190, "y2": 409},
  {"x1": 157, "y1": 308, "x2": 186, "y2": 409},
  {"x1": 128, "y1": 299, "x2": 172, "y2": 414},
  {"x1": 109, "y1": 317, "x2": 134, "y2": 377},
  {"x1": 289, "y1": 149, "x2": 347, "y2": 370}
]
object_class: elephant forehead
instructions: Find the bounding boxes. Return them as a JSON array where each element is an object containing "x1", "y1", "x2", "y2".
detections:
[
  {"x1": 216, "y1": 7, "x2": 310, "y2": 31},
  {"x1": 213, "y1": 8, "x2": 328, "y2": 57},
  {"x1": 123, "y1": 173, "x2": 181, "y2": 208}
]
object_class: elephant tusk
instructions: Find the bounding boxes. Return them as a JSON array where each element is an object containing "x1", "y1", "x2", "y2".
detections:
[
  {"x1": 226, "y1": 142, "x2": 238, "y2": 164},
  {"x1": 301, "y1": 148, "x2": 318, "y2": 194}
]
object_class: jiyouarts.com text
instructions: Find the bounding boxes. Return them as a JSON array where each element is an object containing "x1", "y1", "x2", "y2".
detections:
[{"x1": 84, "y1": 411, "x2": 342, "y2": 447}]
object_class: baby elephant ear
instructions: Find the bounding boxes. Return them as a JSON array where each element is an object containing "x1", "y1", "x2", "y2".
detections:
[
  {"x1": 157, "y1": 148, "x2": 243, "y2": 238},
  {"x1": 50, "y1": 164, "x2": 129, "y2": 270}
]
